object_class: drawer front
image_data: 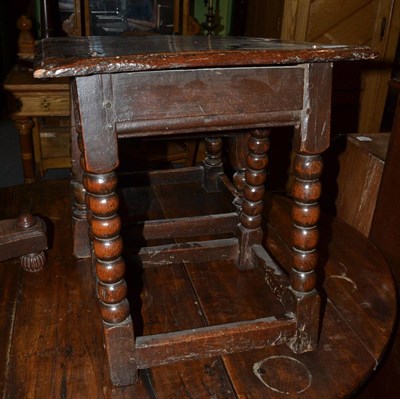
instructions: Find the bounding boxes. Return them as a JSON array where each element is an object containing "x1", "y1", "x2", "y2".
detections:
[
  {"x1": 12, "y1": 91, "x2": 70, "y2": 117},
  {"x1": 111, "y1": 66, "x2": 306, "y2": 136}
]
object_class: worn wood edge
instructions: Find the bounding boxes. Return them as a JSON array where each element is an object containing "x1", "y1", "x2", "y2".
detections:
[
  {"x1": 251, "y1": 244, "x2": 295, "y2": 312},
  {"x1": 287, "y1": 291, "x2": 321, "y2": 354},
  {"x1": 103, "y1": 317, "x2": 138, "y2": 387},
  {"x1": 251, "y1": 244, "x2": 321, "y2": 355},
  {"x1": 33, "y1": 37, "x2": 378, "y2": 79},
  {"x1": 133, "y1": 237, "x2": 239, "y2": 267},
  {"x1": 115, "y1": 111, "x2": 301, "y2": 137},
  {"x1": 135, "y1": 315, "x2": 296, "y2": 369}
]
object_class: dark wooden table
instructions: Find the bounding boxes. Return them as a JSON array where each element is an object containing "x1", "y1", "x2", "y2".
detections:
[
  {"x1": 33, "y1": 36, "x2": 379, "y2": 387},
  {"x1": 0, "y1": 179, "x2": 396, "y2": 398}
]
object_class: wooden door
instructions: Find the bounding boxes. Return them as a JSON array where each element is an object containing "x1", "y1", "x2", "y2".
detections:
[{"x1": 280, "y1": 0, "x2": 400, "y2": 133}]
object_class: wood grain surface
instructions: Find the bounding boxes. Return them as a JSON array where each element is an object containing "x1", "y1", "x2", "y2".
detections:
[{"x1": 0, "y1": 178, "x2": 396, "y2": 398}]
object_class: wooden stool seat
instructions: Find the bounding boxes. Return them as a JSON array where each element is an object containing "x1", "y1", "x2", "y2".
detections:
[{"x1": 34, "y1": 35, "x2": 377, "y2": 386}]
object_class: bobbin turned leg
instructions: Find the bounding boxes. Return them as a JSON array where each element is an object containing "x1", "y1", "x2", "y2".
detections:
[
  {"x1": 229, "y1": 131, "x2": 250, "y2": 212},
  {"x1": 83, "y1": 171, "x2": 137, "y2": 386},
  {"x1": 203, "y1": 136, "x2": 223, "y2": 192},
  {"x1": 237, "y1": 129, "x2": 270, "y2": 270},
  {"x1": 288, "y1": 153, "x2": 322, "y2": 353}
]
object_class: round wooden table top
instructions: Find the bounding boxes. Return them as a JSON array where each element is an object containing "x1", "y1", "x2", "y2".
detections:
[{"x1": 0, "y1": 179, "x2": 396, "y2": 398}]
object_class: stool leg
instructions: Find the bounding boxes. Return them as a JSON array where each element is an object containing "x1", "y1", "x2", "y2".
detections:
[
  {"x1": 203, "y1": 136, "x2": 223, "y2": 192},
  {"x1": 288, "y1": 153, "x2": 322, "y2": 353},
  {"x1": 83, "y1": 171, "x2": 137, "y2": 386},
  {"x1": 237, "y1": 129, "x2": 270, "y2": 270},
  {"x1": 229, "y1": 131, "x2": 250, "y2": 212},
  {"x1": 70, "y1": 93, "x2": 91, "y2": 259}
]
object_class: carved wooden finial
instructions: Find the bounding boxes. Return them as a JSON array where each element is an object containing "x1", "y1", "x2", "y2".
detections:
[
  {"x1": 16, "y1": 212, "x2": 37, "y2": 228},
  {"x1": 16, "y1": 212, "x2": 47, "y2": 272},
  {"x1": 17, "y1": 15, "x2": 35, "y2": 61}
]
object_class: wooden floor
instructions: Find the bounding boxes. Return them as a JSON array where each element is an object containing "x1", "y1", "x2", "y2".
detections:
[{"x1": 0, "y1": 178, "x2": 396, "y2": 398}]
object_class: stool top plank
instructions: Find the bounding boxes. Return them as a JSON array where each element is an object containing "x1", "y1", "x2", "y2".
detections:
[{"x1": 34, "y1": 35, "x2": 377, "y2": 78}]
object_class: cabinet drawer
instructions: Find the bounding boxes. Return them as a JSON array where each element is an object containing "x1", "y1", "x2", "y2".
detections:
[{"x1": 12, "y1": 91, "x2": 70, "y2": 117}]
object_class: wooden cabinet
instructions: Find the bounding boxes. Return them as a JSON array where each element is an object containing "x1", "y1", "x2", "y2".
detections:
[
  {"x1": 334, "y1": 133, "x2": 389, "y2": 236},
  {"x1": 246, "y1": 0, "x2": 400, "y2": 133},
  {"x1": 8, "y1": 90, "x2": 69, "y2": 117},
  {"x1": 3, "y1": 67, "x2": 71, "y2": 181}
]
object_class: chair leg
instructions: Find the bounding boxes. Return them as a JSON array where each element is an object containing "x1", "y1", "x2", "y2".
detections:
[
  {"x1": 203, "y1": 136, "x2": 224, "y2": 192},
  {"x1": 229, "y1": 131, "x2": 250, "y2": 211}
]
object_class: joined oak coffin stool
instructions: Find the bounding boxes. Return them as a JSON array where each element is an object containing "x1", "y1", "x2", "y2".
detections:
[{"x1": 33, "y1": 36, "x2": 376, "y2": 386}]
